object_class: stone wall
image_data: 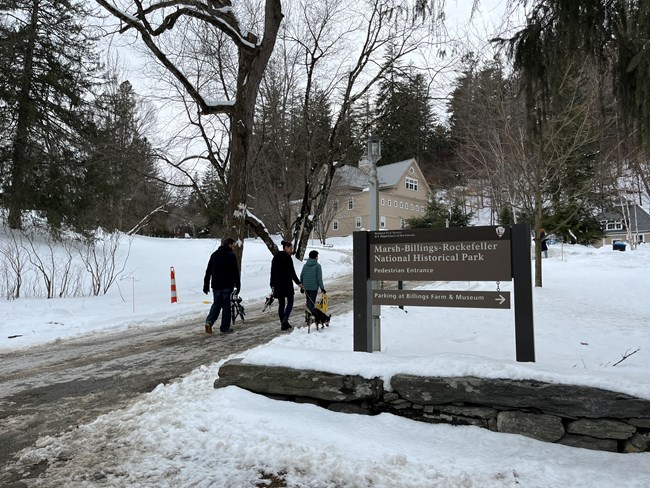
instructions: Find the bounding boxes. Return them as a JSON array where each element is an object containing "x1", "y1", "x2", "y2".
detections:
[{"x1": 214, "y1": 359, "x2": 650, "y2": 453}]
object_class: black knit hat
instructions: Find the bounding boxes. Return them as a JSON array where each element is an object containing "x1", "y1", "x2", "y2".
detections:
[
  {"x1": 281, "y1": 240, "x2": 293, "y2": 248},
  {"x1": 308, "y1": 250, "x2": 319, "y2": 259}
]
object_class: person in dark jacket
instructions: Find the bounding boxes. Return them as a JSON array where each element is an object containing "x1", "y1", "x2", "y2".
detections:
[
  {"x1": 300, "y1": 250, "x2": 326, "y2": 314},
  {"x1": 203, "y1": 238, "x2": 241, "y2": 335},
  {"x1": 540, "y1": 229, "x2": 548, "y2": 259},
  {"x1": 270, "y1": 240, "x2": 302, "y2": 330}
]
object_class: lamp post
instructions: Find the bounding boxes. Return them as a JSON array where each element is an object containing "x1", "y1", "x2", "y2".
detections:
[
  {"x1": 367, "y1": 134, "x2": 381, "y2": 231},
  {"x1": 367, "y1": 134, "x2": 381, "y2": 351}
]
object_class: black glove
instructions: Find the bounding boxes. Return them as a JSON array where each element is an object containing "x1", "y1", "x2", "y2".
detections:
[
  {"x1": 203, "y1": 287, "x2": 209, "y2": 295},
  {"x1": 321, "y1": 289, "x2": 326, "y2": 294},
  {"x1": 300, "y1": 288, "x2": 304, "y2": 294}
]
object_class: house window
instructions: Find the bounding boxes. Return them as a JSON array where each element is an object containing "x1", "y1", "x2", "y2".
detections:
[
  {"x1": 399, "y1": 202, "x2": 403, "y2": 209},
  {"x1": 355, "y1": 216, "x2": 362, "y2": 228},
  {"x1": 381, "y1": 198, "x2": 385, "y2": 206},
  {"x1": 410, "y1": 204, "x2": 414, "y2": 210},
  {"x1": 605, "y1": 221, "x2": 623, "y2": 230},
  {"x1": 416, "y1": 204, "x2": 420, "y2": 211},
  {"x1": 405, "y1": 177, "x2": 418, "y2": 191},
  {"x1": 388, "y1": 200, "x2": 392, "y2": 207},
  {"x1": 333, "y1": 200, "x2": 339, "y2": 212},
  {"x1": 380, "y1": 216, "x2": 386, "y2": 228},
  {"x1": 394, "y1": 200, "x2": 397, "y2": 207},
  {"x1": 348, "y1": 197, "x2": 354, "y2": 210},
  {"x1": 400, "y1": 218, "x2": 406, "y2": 229},
  {"x1": 333, "y1": 220, "x2": 339, "y2": 231}
]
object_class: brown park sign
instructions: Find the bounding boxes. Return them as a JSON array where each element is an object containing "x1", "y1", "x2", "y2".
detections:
[
  {"x1": 354, "y1": 225, "x2": 535, "y2": 362},
  {"x1": 372, "y1": 289, "x2": 511, "y2": 309},
  {"x1": 369, "y1": 226, "x2": 512, "y2": 281}
]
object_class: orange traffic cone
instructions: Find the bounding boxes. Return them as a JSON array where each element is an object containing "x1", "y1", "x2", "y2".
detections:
[{"x1": 170, "y1": 266, "x2": 178, "y2": 303}]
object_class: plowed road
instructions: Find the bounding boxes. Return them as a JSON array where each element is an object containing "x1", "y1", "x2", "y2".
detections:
[{"x1": 0, "y1": 278, "x2": 357, "y2": 486}]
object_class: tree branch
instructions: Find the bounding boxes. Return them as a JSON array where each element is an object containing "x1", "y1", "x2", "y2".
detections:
[{"x1": 612, "y1": 347, "x2": 641, "y2": 367}]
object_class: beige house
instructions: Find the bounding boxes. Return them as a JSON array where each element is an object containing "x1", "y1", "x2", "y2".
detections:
[{"x1": 325, "y1": 158, "x2": 433, "y2": 237}]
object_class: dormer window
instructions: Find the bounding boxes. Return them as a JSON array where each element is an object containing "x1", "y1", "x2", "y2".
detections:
[
  {"x1": 605, "y1": 221, "x2": 623, "y2": 230},
  {"x1": 405, "y1": 177, "x2": 418, "y2": 191}
]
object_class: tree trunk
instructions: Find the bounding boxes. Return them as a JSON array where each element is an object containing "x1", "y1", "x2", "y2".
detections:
[
  {"x1": 8, "y1": 0, "x2": 40, "y2": 230},
  {"x1": 295, "y1": 162, "x2": 337, "y2": 260},
  {"x1": 215, "y1": 1, "x2": 283, "y2": 267},
  {"x1": 226, "y1": 97, "x2": 253, "y2": 265}
]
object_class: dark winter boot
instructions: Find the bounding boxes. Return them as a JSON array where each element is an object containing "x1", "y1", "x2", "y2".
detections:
[{"x1": 280, "y1": 321, "x2": 293, "y2": 331}]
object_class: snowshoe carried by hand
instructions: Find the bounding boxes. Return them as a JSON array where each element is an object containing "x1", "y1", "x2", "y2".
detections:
[
  {"x1": 230, "y1": 290, "x2": 245, "y2": 324},
  {"x1": 262, "y1": 292, "x2": 275, "y2": 312}
]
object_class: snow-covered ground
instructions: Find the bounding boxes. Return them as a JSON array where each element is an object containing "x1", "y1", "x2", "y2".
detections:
[
  {"x1": 0, "y1": 235, "x2": 353, "y2": 350},
  {"x1": 2, "y1": 233, "x2": 650, "y2": 487}
]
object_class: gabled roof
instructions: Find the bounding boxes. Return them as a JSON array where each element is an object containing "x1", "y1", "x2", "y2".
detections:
[
  {"x1": 335, "y1": 158, "x2": 424, "y2": 190},
  {"x1": 596, "y1": 204, "x2": 650, "y2": 232},
  {"x1": 378, "y1": 159, "x2": 415, "y2": 187}
]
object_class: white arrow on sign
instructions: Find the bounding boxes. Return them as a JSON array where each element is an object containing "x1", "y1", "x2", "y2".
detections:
[{"x1": 495, "y1": 294, "x2": 506, "y2": 305}]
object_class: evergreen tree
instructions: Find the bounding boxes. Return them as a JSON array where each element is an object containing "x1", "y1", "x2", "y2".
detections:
[
  {"x1": 204, "y1": 176, "x2": 227, "y2": 235},
  {"x1": 406, "y1": 198, "x2": 472, "y2": 229},
  {"x1": 447, "y1": 58, "x2": 512, "y2": 181},
  {"x1": 0, "y1": 0, "x2": 101, "y2": 229},
  {"x1": 249, "y1": 64, "x2": 305, "y2": 236},
  {"x1": 544, "y1": 204, "x2": 603, "y2": 245},
  {"x1": 81, "y1": 80, "x2": 166, "y2": 233},
  {"x1": 497, "y1": 206, "x2": 515, "y2": 226},
  {"x1": 448, "y1": 58, "x2": 604, "y2": 244},
  {"x1": 448, "y1": 59, "x2": 508, "y2": 144},
  {"x1": 196, "y1": 167, "x2": 227, "y2": 237},
  {"x1": 375, "y1": 60, "x2": 438, "y2": 167},
  {"x1": 449, "y1": 200, "x2": 473, "y2": 227},
  {"x1": 333, "y1": 104, "x2": 363, "y2": 166},
  {"x1": 251, "y1": 68, "x2": 336, "y2": 239},
  {"x1": 502, "y1": 0, "x2": 650, "y2": 156},
  {"x1": 374, "y1": 52, "x2": 451, "y2": 184},
  {"x1": 294, "y1": 87, "x2": 333, "y2": 177}
]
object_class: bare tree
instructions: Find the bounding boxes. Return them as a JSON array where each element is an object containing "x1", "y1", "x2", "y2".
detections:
[
  {"x1": 95, "y1": 1, "x2": 447, "y2": 261},
  {"x1": 246, "y1": 0, "x2": 444, "y2": 259},
  {"x1": 0, "y1": 230, "x2": 26, "y2": 299},
  {"x1": 78, "y1": 232, "x2": 131, "y2": 296},
  {"x1": 315, "y1": 197, "x2": 342, "y2": 245},
  {"x1": 453, "y1": 62, "x2": 605, "y2": 286},
  {"x1": 22, "y1": 232, "x2": 57, "y2": 299},
  {"x1": 95, "y1": 0, "x2": 284, "y2": 265}
]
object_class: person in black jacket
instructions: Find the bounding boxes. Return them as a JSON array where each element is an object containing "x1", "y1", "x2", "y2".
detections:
[
  {"x1": 203, "y1": 238, "x2": 241, "y2": 335},
  {"x1": 270, "y1": 240, "x2": 302, "y2": 330},
  {"x1": 540, "y1": 229, "x2": 548, "y2": 259}
]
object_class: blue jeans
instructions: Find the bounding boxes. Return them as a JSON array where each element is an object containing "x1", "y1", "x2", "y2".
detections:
[
  {"x1": 305, "y1": 290, "x2": 318, "y2": 313},
  {"x1": 206, "y1": 288, "x2": 233, "y2": 332},
  {"x1": 277, "y1": 295, "x2": 294, "y2": 324}
]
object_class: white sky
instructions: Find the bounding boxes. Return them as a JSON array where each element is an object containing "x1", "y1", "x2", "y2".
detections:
[
  {"x1": 2, "y1": 231, "x2": 650, "y2": 486},
  {"x1": 98, "y1": 0, "x2": 524, "y2": 137}
]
